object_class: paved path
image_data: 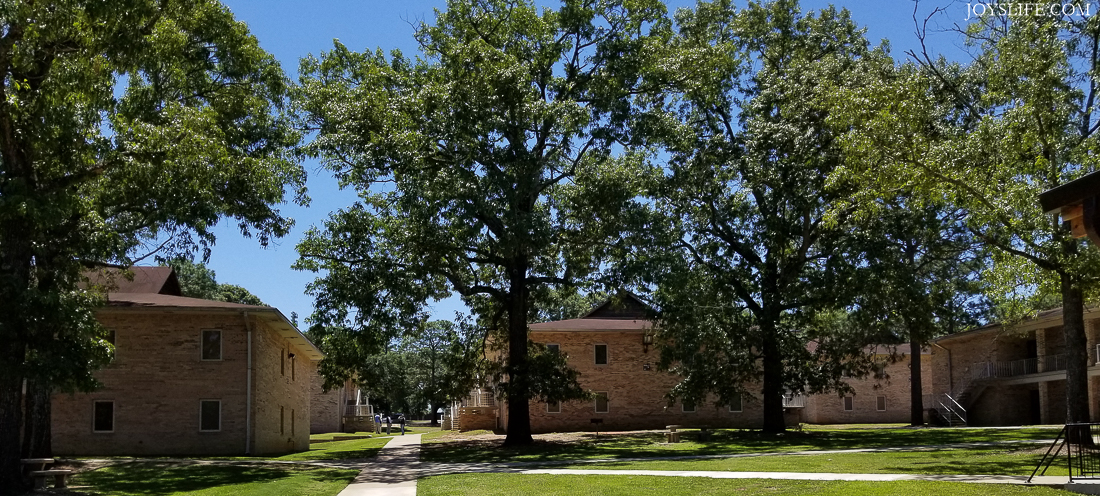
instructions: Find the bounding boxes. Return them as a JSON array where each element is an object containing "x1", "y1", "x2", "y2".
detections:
[
  {"x1": 333, "y1": 435, "x2": 1081, "y2": 493},
  {"x1": 337, "y1": 434, "x2": 422, "y2": 496}
]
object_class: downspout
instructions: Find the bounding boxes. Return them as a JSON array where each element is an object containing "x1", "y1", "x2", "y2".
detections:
[
  {"x1": 244, "y1": 311, "x2": 253, "y2": 455},
  {"x1": 932, "y1": 342, "x2": 953, "y2": 396}
]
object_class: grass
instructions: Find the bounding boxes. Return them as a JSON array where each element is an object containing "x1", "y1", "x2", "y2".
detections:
[
  {"x1": 310, "y1": 426, "x2": 438, "y2": 441},
  {"x1": 71, "y1": 462, "x2": 357, "y2": 495},
  {"x1": 564, "y1": 445, "x2": 1067, "y2": 476},
  {"x1": 420, "y1": 426, "x2": 1062, "y2": 463},
  {"x1": 271, "y1": 437, "x2": 392, "y2": 461},
  {"x1": 418, "y1": 473, "x2": 1076, "y2": 495}
]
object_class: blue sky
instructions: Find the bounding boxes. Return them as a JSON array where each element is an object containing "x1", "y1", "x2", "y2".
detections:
[{"x1": 205, "y1": 0, "x2": 976, "y2": 325}]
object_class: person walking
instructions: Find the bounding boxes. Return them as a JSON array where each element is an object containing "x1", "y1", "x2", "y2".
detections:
[
  {"x1": 385, "y1": 414, "x2": 392, "y2": 435},
  {"x1": 398, "y1": 414, "x2": 406, "y2": 435},
  {"x1": 373, "y1": 413, "x2": 381, "y2": 434}
]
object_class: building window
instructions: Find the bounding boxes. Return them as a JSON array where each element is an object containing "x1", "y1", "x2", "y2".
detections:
[
  {"x1": 93, "y1": 401, "x2": 114, "y2": 433},
  {"x1": 729, "y1": 393, "x2": 743, "y2": 413},
  {"x1": 843, "y1": 396, "x2": 854, "y2": 411},
  {"x1": 546, "y1": 344, "x2": 560, "y2": 354},
  {"x1": 873, "y1": 362, "x2": 888, "y2": 380},
  {"x1": 281, "y1": 347, "x2": 286, "y2": 376},
  {"x1": 594, "y1": 392, "x2": 609, "y2": 413},
  {"x1": 201, "y1": 330, "x2": 222, "y2": 361},
  {"x1": 547, "y1": 401, "x2": 561, "y2": 414},
  {"x1": 876, "y1": 396, "x2": 887, "y2": 411},
  {"x1": 594, "y1": 344, "x2": 608, "y2": 365},
  {"x1": 682, "y1": 401, "x2": 696, "y2": 413},
  {"x1": 291, "y1": 409, "x2": 296, "y2": 436},
  {"x1": 200, "y1": 400, "x2": 221, "y2": 432},
  {"x1": 291, "y1": 355, "x2": 296, "y2": 381},
  {"x1": 280, "y1": 406, "x2": 285, "y2": 435},
  {"x1": 105, "y1": 329, "x2": 116, "y2": 345}
]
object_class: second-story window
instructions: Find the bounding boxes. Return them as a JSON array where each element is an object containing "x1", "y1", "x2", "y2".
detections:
[
  {"x1": 594, "y1": 344, "x2": 608, "y2": 365},
  {"x1": 201, "y1": 330, "x2": 222, "y2": 361}
]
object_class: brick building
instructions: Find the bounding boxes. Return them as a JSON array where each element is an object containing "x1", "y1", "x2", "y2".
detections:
[
  {"x1": 489, "y1": 294, "x2": 775, "y2": 433},
  {"x1": 52, "y1": 267, "x2": 323, "y2": 456},
  {"x1": 801, "y1": 344, "x2": 934, "y2": 424},
  {"x1": 928, "y1": 307, "x2": 1100, "y2": 426}
]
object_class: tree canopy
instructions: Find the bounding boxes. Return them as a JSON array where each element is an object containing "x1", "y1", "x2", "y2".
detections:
[
  {"x1": 0, "y1": 0, "x2": 303, "y2": 491},
  {"x1": 293, "y1": 0, "x2": 669, "y2": 444},
  {"x1": 828, "y1": 8, "x2": 1100, "y2": 425}
]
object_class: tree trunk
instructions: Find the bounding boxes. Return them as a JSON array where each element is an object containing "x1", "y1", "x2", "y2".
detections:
[
  {"x1": 760, "y1": 320, "x2": 786, "y2": 433},
  {"x1": 0, "y1": 362, "x2": 27, "y2": 495},
  {"x1": 1061, "y1": 271, "x2": 1091, "y2": 424},
  {"x1": 21, "y1": 378, "x2": 51, "y2": 458},
  {"x1": 909, "y1": 338, "x2": 924, "y2": 426},
  {"x1": 503, "y1": 260, "x2": 532, "y2": 446}
]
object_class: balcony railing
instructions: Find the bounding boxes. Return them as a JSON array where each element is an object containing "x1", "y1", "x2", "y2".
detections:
[
  {"x1": 345, "y1": 405, "x2": 373, "y2": 417},
  {"x1": 972, "y1": 354, "x2": 1066, "y2": 379},
  {"x1": 782, "y1": 393, "x2": 806, "y2": 408}
]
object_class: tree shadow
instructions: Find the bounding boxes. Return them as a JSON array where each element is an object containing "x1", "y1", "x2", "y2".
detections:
[{"x1": 73, "y1": 462, "x2": 296, "y2": 495}]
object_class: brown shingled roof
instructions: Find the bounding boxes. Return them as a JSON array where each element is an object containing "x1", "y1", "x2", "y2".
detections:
[
  {"x1": 85, "y1": 267, "x2": 182, "y2": 295},
  {"x1": 106, "y1": 293, "x2": 265, "y2": 309},
  {"x1": 528, "y1": 318, "x2": 650, "y2": 331}
]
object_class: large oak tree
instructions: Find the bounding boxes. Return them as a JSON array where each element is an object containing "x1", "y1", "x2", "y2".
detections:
[
  {"x1": 0, "y1": 1, "x2": 303, "y2": 491},
  {"x1": 293, "y1": 0, "x2": 667, "y2": 445}
]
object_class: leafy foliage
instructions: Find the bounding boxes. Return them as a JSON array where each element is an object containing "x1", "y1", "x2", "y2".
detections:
[
  {"x1": 167, "y1": 258, "x2": 266, "y2": 305},
  {"x1": 0, "y1": 0, "x2": 303, "y2": 490},
  {"x1": 293, "y1": 0, "x2": 670, "y2": 444},
  {"x1": 620, "y1": 0, "x2": 887, "y2": 432}
]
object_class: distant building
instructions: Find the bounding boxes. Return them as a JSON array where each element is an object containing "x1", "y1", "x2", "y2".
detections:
[{"x1": 52, "y1": 267, "x2": 323, "y2": 456}]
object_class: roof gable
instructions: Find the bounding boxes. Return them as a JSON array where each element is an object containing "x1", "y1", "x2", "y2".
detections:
[
  {"x1": 85, "y1": 266, "x2": 183, "y2": 296},
  {"x1": 581, "y1": 292, "x2": 650, "y2": 320}
]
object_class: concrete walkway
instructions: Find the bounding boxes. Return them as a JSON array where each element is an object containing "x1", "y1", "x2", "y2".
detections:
[
  {"x1": 331, "y1": 435, "x2": 1082, "y2": 493},
  {"x1": 337, "y1": 434, "x2": 423, "y2": 496}
]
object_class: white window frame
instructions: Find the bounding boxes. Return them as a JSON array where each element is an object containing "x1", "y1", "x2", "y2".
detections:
[
  {"x1": 594, "y1": 392, "x2": 609, "y2": 413},
  {"x1": 93, "y1": 400, "x2": 114, "y2": 433},
  {"x1": 682, "y1": 401, "x2": 696, "y2": 413},
  {"x1": 199, "y1": 400, "x2": 221, "y2": 432},
  {"x1": 876, "y1": 395, "x2": 887, "y2": 411},
  {"x1": 546, "y1": 401, "x2": 561, "y2": 414},
  {"x1": 201, "y1": 329, "x2": 223, "y2": 361},
  {"x1": 594, "y1": 344, "x2": 609, "y2": 365},
  {"x1": 843, "y1": 396, "x2": 854, "y2": 411},
  {"x1": 546, "y1": 343, "x2": 560, "y2": 354}
]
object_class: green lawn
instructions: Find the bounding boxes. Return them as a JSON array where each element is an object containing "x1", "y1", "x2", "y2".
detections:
[
  {"x1": 71, "y1": 462, "x2": 357, "y2": 496},
  {"x1": 310, "y1": 425, "x2": 438, "y2": 441},
  {"x1": 418, "y1": 473, "x2": 1075, "y2": 496},
  {"x1": 420, "y1": 426, "x2": 1061, "y2": 463},
  {"x1": 272, "y1": 437, "x2": 392, "y2": 461},
  {"x1": 564, "y1": 445, "x2": 1065, "y2": 476}
]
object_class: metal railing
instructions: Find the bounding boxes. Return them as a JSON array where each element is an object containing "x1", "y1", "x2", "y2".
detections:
[
  {"x1": 940, "y1": 393, "x2": 967, "y2": 425},
  {"x1": 782, "y1": 393, "x2": 806, "y2": 408},
  {"x1": 344, "y1": 405, "x2": 372, "y2": 417},
  {"x1": 972, "y1": 354, "x2": 1066, "y2": 379},
  {"x1": 1030, "y1": 423, "x2": 1100, "y2": 482}
]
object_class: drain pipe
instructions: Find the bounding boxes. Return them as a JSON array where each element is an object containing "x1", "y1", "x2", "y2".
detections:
[
  {"x1": 932, "y1": 342, "x2": 953, "y2": 396},
  {"x1": 244, "y1": 311, "x2": 253, "y2": 455}
]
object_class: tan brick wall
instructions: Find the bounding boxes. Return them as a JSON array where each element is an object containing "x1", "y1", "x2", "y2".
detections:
[
  {"x1": 53, "y1": 311, "x2": 249, "y2": 456},
  {"x1": 526, "y1": 331, "x2": 764, "y2": 433},
  {"x1": 52, "y1": 310, "x2": 313, "y2": 456},
  {"x1": 251, "y1": 323, "x2": 311, "y2": 455},
  {"x1": 309, "y1": 362, "x2": 343, "y2": 434},
  {"x1": 802, "y1": 352, "x2": 934, "y2": 424},
  {"x1": 458, "y1": 407, "x2": 499, "y2": 431}
]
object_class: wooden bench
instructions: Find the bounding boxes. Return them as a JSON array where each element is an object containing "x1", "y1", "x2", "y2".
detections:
[
  {"x1": 30, "y1": 469, "x2": 72, "y2": 489},
  {"x1": 665, "y1": 425, "x2": 712, "y2": 443}
]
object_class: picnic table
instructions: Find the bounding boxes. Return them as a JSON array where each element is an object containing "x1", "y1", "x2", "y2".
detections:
[
  {"x1": 21, "y1": 458, "x2": 71, "y2": 489},
  {"x1": 665, "y1": 425, "x2": 712, "y2": 443}
]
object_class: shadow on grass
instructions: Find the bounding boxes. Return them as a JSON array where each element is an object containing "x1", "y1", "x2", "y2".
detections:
[
  {"x1": 421, "y1": 427, "x2": 1063, "y2": 464},
  {"x1": 74, "y1": 462, "x2": 352, "y2": 495}
]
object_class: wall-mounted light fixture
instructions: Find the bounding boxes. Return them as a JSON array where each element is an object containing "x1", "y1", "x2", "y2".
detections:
[
  {"x1": 288, "y1": 352, "x2": 295, "y2": 359},
  {"x1": 642, "y1": 333, "x2": 653, "y2": 353}
]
